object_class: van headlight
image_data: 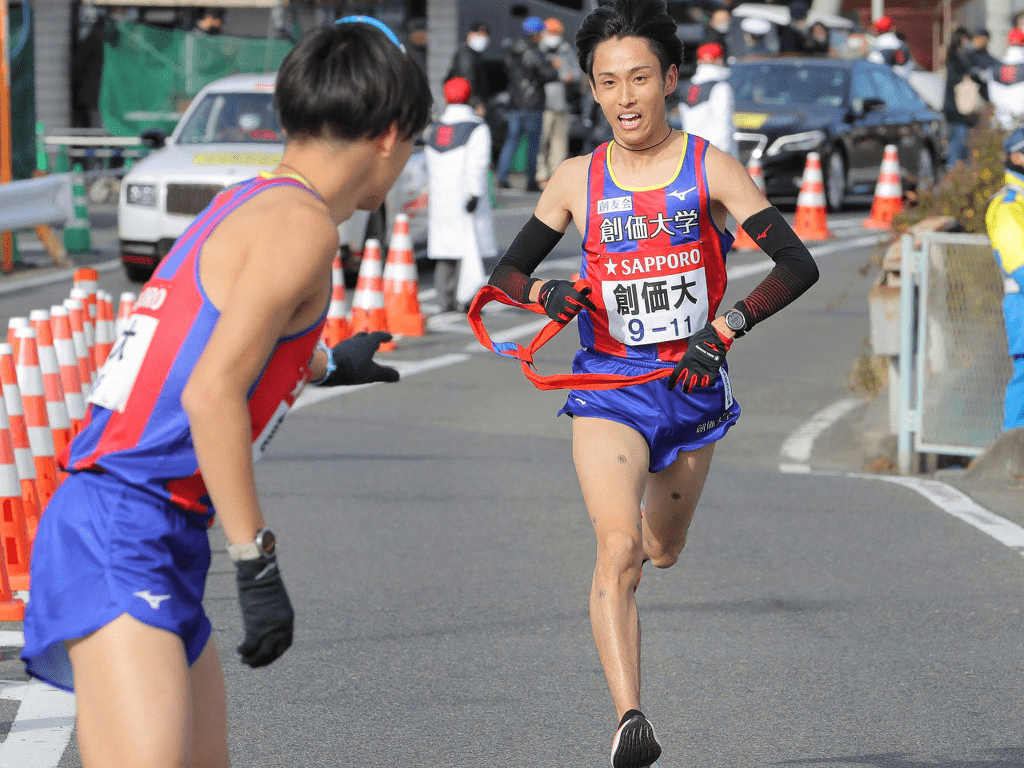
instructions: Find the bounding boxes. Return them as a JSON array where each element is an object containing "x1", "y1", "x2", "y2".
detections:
[
  {"x1": 125, "y1": 183, "x2": 158, "y2": 207},
  {"x1": 766, "y1": 130, "x2": 826, "y2": 156}
]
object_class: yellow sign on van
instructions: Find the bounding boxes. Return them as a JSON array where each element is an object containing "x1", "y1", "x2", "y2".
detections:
[
  {"x1": 193, "y1": 153, "x2": 282, "y2": 167},
  {"x1": 733, "y1": 112, "x2": 769, "y2": 130}
]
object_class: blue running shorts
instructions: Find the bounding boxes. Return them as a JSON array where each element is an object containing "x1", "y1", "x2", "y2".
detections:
[
  {"x1": 557, "y1": 349, "x2": 741, "y2": 473},
  {"x1": 21, "y1": 471, "x2": 213, "y2": 692}
]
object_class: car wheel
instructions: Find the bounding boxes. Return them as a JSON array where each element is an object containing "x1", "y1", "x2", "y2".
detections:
[
  {"x1": 124, "y1": 263, "x2": 154, "y2": 283},
  {"x1": 915, "y1": 146, "x2": 936, "y2": 193},
  {"x1": 823, "y1": 149, "x2": 847, "y2": 212}
]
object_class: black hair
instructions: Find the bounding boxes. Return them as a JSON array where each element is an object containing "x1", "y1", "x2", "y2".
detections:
[
  {"x1": 468, "y1": 21, "x2": 490, "y2": 34},
  {"x1": 275, "y1": 22, "x2": 433, "y2": 142},
  {"x1": 575, "y1": 0, "x2": 683, "y2": 80}
]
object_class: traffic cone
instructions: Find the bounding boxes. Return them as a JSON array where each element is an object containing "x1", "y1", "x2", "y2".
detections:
[
  {"x1": 92, "y1": 291, "x2": 115, "y2": 368},
  {"x1": 349, "y1": 239, "x2": 395, "y2": 351},
  {"x1": 116, "y1": 292, "x2": 136, "y2": 337},
  {"x1": 65, "y1": 296, "x2": 96, "y2": 394},
  {"x1": 863, "y1": 144, "x2": 903, "y2": 229},
  {"x1": 14, "y1": 327, "x2": 60, "y2": 508},
  {"x1": 49, "y1": 305, "x2": 86, "y2": 435},
  {"x1": 29, "y1": 311, "x2": 73, "y2": 459},
  {"x1": 7, "y1": 317, "x2": 29, "y2": 351},
  {"x1": 383, "y1": 214, "x2": 425, "y2": 337},
  {"x1": 54, "y1": 144, "x2": 70, "y2": 174},
  {"x1": 35, "y1": 121, "x2": 48, "y2": 174},
  {"x1": 0, "y1": 345, "x2": 44, "y2": 540},
  {"x1": 733, "y1": 154, "x2": 769, "y2": 251},
  {"x1": 64, "y1": 164, "x2": 93, "y2": 254},
  {"x1": 792, "y1": 152, "x2": 833, "y2": 241},
  {"x1": 70, "y1": 288, "x2": 97, "y2": 369},
  {"x1": 322, "y1": 254, "x2": 351, "y2": 348},
  {"x1": 0, "y1": 393, "x2": 33, "y2": 599},
  {"x1": 72, "y1": 270, "x2": 99, "y2": 328}
]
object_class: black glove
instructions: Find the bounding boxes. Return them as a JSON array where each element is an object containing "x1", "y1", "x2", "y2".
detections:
[
  {"x1": 317, "y1": 332, "x2": 400, "y2": 386},
  {"x1": 465, "y1": 196, "x2": 479, "y2": 213},
  {"x1": 668, "y1": 322, "x2": 732, "y2": 393},
  {"x1": 236, "y1": 556, "x2": 294, "y2": 668},
  {"x1": 538, "y1": 280, "x2": 597, "y2": 324}
]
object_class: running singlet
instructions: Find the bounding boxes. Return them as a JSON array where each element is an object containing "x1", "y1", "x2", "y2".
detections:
[
  {"x1": 579, "y1": 134, "x2": 734, "y2": 363},
  {"x1": 63, "y1": 174, "x2": 328, "y2": 516}
]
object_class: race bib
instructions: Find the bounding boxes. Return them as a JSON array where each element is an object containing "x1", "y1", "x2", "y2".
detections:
[
  {"x1": 88, "y1": 314, "x2": 159, "y2": 412},
  {"x1": 602, "y1": 268, "x2": 709, "y2": 346}
]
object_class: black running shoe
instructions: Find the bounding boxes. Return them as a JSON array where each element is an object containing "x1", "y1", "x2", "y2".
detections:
[{"x1": 610, "y1": 711, "x2": 662, "y2": 768}]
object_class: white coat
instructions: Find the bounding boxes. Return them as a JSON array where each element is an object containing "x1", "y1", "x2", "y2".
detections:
[
  {"x1": 425, "y1": 103, "x2": 497, "y2": 305},
  {"x1": 678, "y1": 63, "x2": 737, "y2": 158},
  {"x1": 990, "y1": 46, "x2": 1024, "y2": 131}
]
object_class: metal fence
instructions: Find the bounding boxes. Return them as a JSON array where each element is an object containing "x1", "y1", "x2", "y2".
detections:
[{"x1": 897, "y1": 232, "x2": 1012, "y2": 473}]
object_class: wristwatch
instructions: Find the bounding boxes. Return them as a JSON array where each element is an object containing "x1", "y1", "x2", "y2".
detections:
[
  {"x1": 227, "y1": 527, "x2": 277, "y2": 562},
  {"x1": 724, "y1": 308, "x2": 748, "y2": 338}
]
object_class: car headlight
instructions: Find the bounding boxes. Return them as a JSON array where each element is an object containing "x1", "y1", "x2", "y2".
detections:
[
  {"x1": 125, "y1": 183, "x2": 158, "y2": 207},
  {"x1": 766, "y1": 130, "x2": 827, "y2": 157}
]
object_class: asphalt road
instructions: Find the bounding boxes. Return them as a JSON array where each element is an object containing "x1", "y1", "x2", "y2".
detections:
[{"x1": 0, "y1": 196, "x2": 1022, "y2": 768}]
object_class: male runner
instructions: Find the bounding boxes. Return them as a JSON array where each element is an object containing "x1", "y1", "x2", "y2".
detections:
[
  {"x1": 487, "y1": 1, "x2": 819, "y2": 765},
  {"x1": 21, "y1": 19, "x2": 431, "y2": 767}
]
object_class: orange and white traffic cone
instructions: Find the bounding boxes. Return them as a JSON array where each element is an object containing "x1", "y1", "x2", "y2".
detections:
[
  {"x1": 0, "y1": 345, "x2": 43, "y2": 539},
  {"x1": 48, "y1": 306, "x2": 86, "y2": 436},
  {"x1": 0, "y1": 393, "x2": 33, "y2": 599},
  {"x1": 65, "y1": 296, "x2": 96, "y2": 394},
  {"x1": 322, "y1": 254, "x2": 351, "y2": 348},
  {"x1": 91, "y1": 291, "x2": 115, "y2": 369},
  {"x1": 116, "y1": 292, "x2": 136, "y2": 337},
  {"x1": 70, "y1": 288, "x2": 97, "y2": 367},
  {"x1": 7, "y1": 316, "x2": 28, "y2": 350},
  {"x1": 73, "y1": 267, "x2": 99, "y2": 324},
  {"x1": 792, "y1": 152, "x2": 833, "y2": 241},
  {"x1": 14, "y1": 327, "x2": 60, "y2": 507},
  {"x1": 349, "y1": 238, "x2": 395, "y2": 351},
  {"x1": 863, "y1": 144, "x2": 903, "y2": 229},
  {"x1": 29, "y1": 310, "x2": 73, "y2": 459},
  {"x1": 383, "y1": 214, "x2": 425, "y2": 337},
  {"x1": 733, "y1": 154, "x2": 769, "y2": 250}
]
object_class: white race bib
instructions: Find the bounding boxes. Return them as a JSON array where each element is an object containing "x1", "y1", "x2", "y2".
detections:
[
  {"x1": 602, "y1": 268, "x2": 709, "y2": 346},
  {"x1": 88, "y1": 315, "x2": 158, "y2": 412}
]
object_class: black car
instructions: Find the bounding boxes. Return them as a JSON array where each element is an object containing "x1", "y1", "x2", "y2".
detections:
[{"x1": 729, "y1": 57, "x2": 946, "y2": 210}]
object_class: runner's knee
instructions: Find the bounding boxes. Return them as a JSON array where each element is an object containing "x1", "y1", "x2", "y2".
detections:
[
  {"x1": 646, "y1": 531, "x2": 688, "y2": 569},
  {"x1": 595, "y1": 529, "x2": 644, "y2": 579}
]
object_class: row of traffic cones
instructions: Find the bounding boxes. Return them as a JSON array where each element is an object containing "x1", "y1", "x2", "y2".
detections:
[
  {"x1": 0, "y1": 267, "x2": 136, "y2": 624},
  {"x1": 322, "y1": 213, "x2": 425, "y2": 350},
  {"x1": 733, "y1": 143, "x2": 906, "y2": 248}
]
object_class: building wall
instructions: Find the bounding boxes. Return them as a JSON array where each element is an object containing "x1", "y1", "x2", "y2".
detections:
[{"x1": 34, "y1": 0, "x2": 72, "y2": 130}]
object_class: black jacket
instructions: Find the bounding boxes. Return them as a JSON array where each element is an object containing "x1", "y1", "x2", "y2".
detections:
[
  {"x1": 447, "y1": 42, "x2": 490, "y2": 107},
  {"x1": 502, "y1": 38, "x2": 558, "y2": 111}
]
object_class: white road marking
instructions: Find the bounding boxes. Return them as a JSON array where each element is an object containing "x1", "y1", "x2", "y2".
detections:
[
  {"x1": 0, "y1": 680, "x2": 76, "y2": 768},
  {"x1": 779, "y1": 397, "x2": 865, "y2": 470}
]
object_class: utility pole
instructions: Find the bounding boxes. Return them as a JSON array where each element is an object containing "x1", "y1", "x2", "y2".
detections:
[{"x1": 1, "y1": 0, "x2": 15, "y2": 274}]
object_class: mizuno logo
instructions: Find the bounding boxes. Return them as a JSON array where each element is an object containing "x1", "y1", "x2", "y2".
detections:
[
  {"x1": 134, "y1": 590, "x2": 172, "y2": 610},
  {"x1": 667, "y1": 186, "x2": 697, "y2": 201},
  {"x1": 574, "y1": 397, "x2": 588, "y2": 406},
  {"x1": 757, "y1": 224, "x2": 772, "y2": 240}
]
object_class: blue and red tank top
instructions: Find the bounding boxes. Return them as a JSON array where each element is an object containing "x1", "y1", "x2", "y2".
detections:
[
  {"x1": 578, "y1": 134, "x2": 734, "y2": 363},
  {"x1": 63, "y1": 174, "x2": 328, "y2": 517}
]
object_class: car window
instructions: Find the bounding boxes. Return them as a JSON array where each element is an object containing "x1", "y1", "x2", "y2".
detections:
[
  {"x1": 850, "y1": 65, "x2": 881, "y2": 101},
  {"x1": 731, "y1": 64, "x2": 848, "y2": 107},
  {"x1": 867, "y1": 68, "x2": 903, "y2": 110},
  {"x1": 177, "y1": 92, "x2": 283, "y2": 145}
]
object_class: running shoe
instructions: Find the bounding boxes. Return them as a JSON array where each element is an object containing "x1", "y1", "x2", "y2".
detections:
[{"x1": 610, "y1": 711, "x2": 662, "y2": 768}]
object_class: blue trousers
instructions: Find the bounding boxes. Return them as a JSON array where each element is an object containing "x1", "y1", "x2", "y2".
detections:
[
  {"x1": 1006, "y1": 355, "x2": 1024, "y2": 431},
  {"x1": 497, "y1": 109, "x2": 544, "y2": 186},
  {"x1": 947, "y1": 123, "x2": 970, "y2": 171}
]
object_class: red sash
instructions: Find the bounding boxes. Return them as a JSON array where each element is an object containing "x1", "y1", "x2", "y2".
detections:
[{"x1": 467, "y1": 282, "x2": 673, "y2": 391}]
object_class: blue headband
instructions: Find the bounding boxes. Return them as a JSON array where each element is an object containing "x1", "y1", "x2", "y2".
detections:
[{"x1": 334, "y1": 15, "x2": 406, "y2": 53}]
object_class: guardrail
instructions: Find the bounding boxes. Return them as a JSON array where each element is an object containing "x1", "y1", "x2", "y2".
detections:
[{"x1": 0, "y1": 174, "x2": 74, "y2": 230}]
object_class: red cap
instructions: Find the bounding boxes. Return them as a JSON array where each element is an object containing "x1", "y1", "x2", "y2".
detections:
[
  {"x1": 1009, "y1": 28, "x2": 1024, "y2": 46},
  {"x1": 872, "y1": 15, "x2": 893, "y2": 33},
  {"x1": 443, "y1": 77, "x2": 472, "y2": 104},
  {"x1": 696, "y1": 42, "x2": 724, "y2": 62}
]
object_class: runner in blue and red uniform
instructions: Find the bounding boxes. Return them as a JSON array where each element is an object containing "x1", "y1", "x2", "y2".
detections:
[
  {"x1": 21, "y1": 19, "x2": 431, "y2": 768},
  {"x1": 487, "y1": 1, "x2": 819, "y2": 765}
]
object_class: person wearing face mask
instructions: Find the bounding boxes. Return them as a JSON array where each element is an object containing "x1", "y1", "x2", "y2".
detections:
[
  {"x1": 447, "y1": 21, "x2": 492, "y2": 117},
  {"x1": 678, "y1": 42, "x2": 737, "y2": 158},
  {"x1": 702, "y1": 8, "x2": 732, "y2": 60},
  {"x1": 537, "y1": 17, "x2": 580, "y2": 185},
  {"x1": 988, "y1": 28, "x2": 1024, "y2": 131},
  {"x1": 868, "y1": 16, "x2": 915, "y2": 79}
]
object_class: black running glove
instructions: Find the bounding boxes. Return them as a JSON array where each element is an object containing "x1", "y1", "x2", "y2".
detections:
[
  {"x1": 236, "y1": 556, "x2": 294, "y2": 668},
  {"x1": 538, "y1": 280, "x2": 597, "y2": 324},
  {"x1": 668, "y1": 322, "x2": 732, "y2": 393},
  {"x1": 465, "y1": 196, "x2": 479, "y2": 213},
  {"x1": 317, "y1": 332, "x2": 400, "y2": 387}
]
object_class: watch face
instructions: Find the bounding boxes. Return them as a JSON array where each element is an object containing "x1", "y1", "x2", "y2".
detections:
[
  {"x1": 257, "y1": 529, "x2": 276, "y2": 556},
  {"x1": 725, "y1": 310, "x2": 745, "y2": 331}
]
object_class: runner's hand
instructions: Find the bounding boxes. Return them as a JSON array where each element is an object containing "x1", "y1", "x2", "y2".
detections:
[
  {"x1": 320, "y1": 332, "x2": 399, "y2": 386},
  {"x1": 668, "y1": 322, "x2": 732, "y2": 393},
  {"x1": 236, "y1": 556, "x2": 294, "y2": 668},
  {"x1": 538, "y1": 280, "x2": 597, "y2": 324}
]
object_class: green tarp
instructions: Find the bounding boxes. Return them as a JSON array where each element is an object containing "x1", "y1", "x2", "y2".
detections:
[
  {"x1": 9, "y1": 3, "x2": 36, "y2": 180},
  {"x1": 99, "y1": 21, "x2": 293, "y2": 137}
]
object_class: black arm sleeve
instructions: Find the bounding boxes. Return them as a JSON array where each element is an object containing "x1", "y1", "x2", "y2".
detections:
[
  {"x1": 488, "y1": 215, "x2": 566, "y2": 303},
  {"x1": 733, "y1": 206, "x2": 820, "y2": 329}
]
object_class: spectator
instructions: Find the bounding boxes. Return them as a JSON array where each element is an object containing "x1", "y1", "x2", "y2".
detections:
[
  {"x1": 842, "y1": 28, "x2": 870, "y2": 59},
  {"x1": 943, "y1": 27, "x2": 983, "y2": 171},
  {"x1": 406, "y1": 17, "x2": 428, "y2": 73},
  {"x1": 425, "y1": 77, "x2": 497, "y2": 313},
  {"x1": 868, "y1": 16, "x2": 915, "y2": 78},
  {"x1": 496, "y1": 16, "x2": 558, "y2": 192},
  {"x1": 703, "y1": 8, "x2": 732, "y2": 59},
  {"x1": 678, "y1": 42, "x2": 737, "y2": 158},
  {"x1": 969, "y1": 28, "x2": 999, "y2": 100},
  {"x1": 804, "y1": 21, "x2": 832, "y2": 56},
  {"x1": 193, "y1": 7, "x2": 224, "y2": 35},
  {"x1": 447, "y1": 21, "x2": 491, "y2": 116},
  {"x1": 984, "y1": 127, "x2": 1024, "y2": 430},
  {"x1": 537, "y1": 17, "x2": 578, "y2": 185},
  {"x1": 778, "y1": 1, "x2": 809, "y2": 54},
  {"x1": 740, "y1": 16, "x2": 774, "y2": 57},
  {"x1": 989, "y1": 29, "x2": 1024, "y2": 131}
]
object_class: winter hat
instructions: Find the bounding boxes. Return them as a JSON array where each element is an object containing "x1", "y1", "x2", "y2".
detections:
[
  {"x1": 872, "y1": 16, "x2": 893, "y2": 34},
  {"x1": 444, "y1": 77, "x2": 472, "y2": 105},
  {"x1": 697, "y1": 42, "x2": 725, "y2": 62},
  {"x1": 522, "y1": 16, "x2": 545, "y2": 36}
]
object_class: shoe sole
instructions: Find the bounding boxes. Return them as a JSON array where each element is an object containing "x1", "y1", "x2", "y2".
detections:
[{"x1": 610, "y1": 715, "x2": 662, "y2": 768}]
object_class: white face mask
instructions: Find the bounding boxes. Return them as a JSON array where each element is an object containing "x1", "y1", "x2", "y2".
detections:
[
  {"x1": 468, "y1": 35, "x2": 489, "y2": 52},
  {"x1": 542, "y1": 34, "x2": 562, "y2": 50},
  {"x1": 711, "y1": 22, "x2": 730, "y2": 33}
]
